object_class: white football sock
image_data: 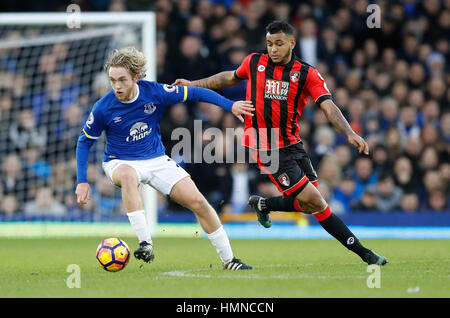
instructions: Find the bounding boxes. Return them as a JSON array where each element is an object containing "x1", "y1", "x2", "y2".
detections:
[
  {"x1": 127, "y1": 210, "x2": 152, "y2": 244},
  {"x1": 206, "y1": 225, "x2": 233, "y2": 264}
]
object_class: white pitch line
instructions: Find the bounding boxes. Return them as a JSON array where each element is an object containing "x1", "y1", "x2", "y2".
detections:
[{"x1": 161, "y1": 266, "x2": 366, "y2": 280}]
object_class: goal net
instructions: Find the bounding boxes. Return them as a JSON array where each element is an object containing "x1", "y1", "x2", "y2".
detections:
[{"x1": 0, "y1": 12, "x2": 157, "y2": 235}]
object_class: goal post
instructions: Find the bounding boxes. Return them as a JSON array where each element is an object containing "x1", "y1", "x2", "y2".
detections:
[{"x1": 0, "y1": 12, "x2": 158, "y2": 236}]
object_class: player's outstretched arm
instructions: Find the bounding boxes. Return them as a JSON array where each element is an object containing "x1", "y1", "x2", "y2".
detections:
[
  {"x1": 75, "y1": 133, "x2": 95, "y2": 206},
  {"x1": 172, "y1": 71, "x2": 241, "y2": 90},
  {"x1": 185, "y1": 86, "x2": 253, "y2": 123},
  {"x1": 319, "y1": 99, "x2": 369, "y2": 155}
]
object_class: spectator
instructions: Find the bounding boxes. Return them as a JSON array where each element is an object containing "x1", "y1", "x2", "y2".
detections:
[
  {"x1": 421, "y1": 100, "x2": 440, "y2": 128},
  {"x1": 397, "y1": 105, "x2": 421, "y2": 142},
  {"x1": 426, "y1": 190, "x2": 448, "y2": 212},
  {"x1": 54, "y1": 102, "x2": 84, "y2": 161},
  {"x1": 368, "y1": 173, "x2": 403, "y2": 213},
  {"x1": 332, "y1": 174, "x2": 357, "y2": 213},
  {"x1": 93, "y1": 176, "x2": 121, "y2": 214},
  {"x1": 0, "y1": 194, "x2": 19, "y2": 215},
  {"x1": 160, "y1": 102, "x2": 194, "y2": 162},
  {"x1": 317, "y1": 181, "x2": 345, "y2": 215},
  {"x1": 317, "y1": 155, "x2": 341, "y2": 189},
  {"x1": 8, "y1": 108, "x2": 47, "y2": 153},
  {"x1": 385, "y1": 127, "x2": 404, "y2": 160},
  {"x1": 419, "y1": 146, "x2": 440, "y2": 172},
  {"x1": 400, "y1": 192, "x2": 420, "y2": 213},
  {"x1": 422, "y1": 169, "x2": 444, "y2": 201},
  {"x1": 333, "y1": 144, "x2": 353, "y2": 176},
  {"x1": 393, "y1": 156, "x2": 419, "y2": 194},
  {"x1": 353, "y1": 156, "x2": 377, "y2": 200},
  {"x1": 1, "y1": 154, "x2": 30, "y2": 204},
  {"x1": 312, "y1": 126, "x2": 335, "y2": 165},
  {"x1": 23, "y1": 186, "x2": 67, "y2": 216},
  {"x1": 170, "y1": 35, "x2": 215, "y2": 81},
  {"x1": 371, "y1": 144, "x2": 391, "y2": 177},
  {"x1": 296, "y1": 17, "x2": 327, "y2": 67},
  {"x1": 21, "y1": 144, "x2": 51, "y2": 182},
  {"x1": 379, "y1": 97, "x2": 399, "y2": 130},
  {"x1": 351, "y1": 188, "x2": 377, "y2": 212}
]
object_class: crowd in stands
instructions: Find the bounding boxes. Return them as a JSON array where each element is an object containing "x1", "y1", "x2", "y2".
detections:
[{"x1": 0, "y1": 0, "x2": 449, "y2": 218}]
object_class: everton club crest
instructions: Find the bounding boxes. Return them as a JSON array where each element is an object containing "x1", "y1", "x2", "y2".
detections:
[{"x1": 144, "y1": 102, "x2": 156, "y2": 114}]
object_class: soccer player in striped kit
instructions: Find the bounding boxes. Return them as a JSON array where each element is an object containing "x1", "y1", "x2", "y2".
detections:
[{"x1": 173, "y1": 21, "x2": 387, "y2": 266}]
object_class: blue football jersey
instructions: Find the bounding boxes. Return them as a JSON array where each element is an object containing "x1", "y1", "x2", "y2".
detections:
[{"x1": 82, "y1": 80, "x2": 188, "y2": 162}]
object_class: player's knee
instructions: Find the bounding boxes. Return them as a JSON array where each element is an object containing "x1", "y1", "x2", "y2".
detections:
[
  {"x1": 113, "y1": 166, "x2": 138, "y2": 188},
  {"x1": 187, "y1": 194, "x2": 209, "y2": 214},
  {"x1": 296, "y1": 192, "x2": 327, "y2": 214}
]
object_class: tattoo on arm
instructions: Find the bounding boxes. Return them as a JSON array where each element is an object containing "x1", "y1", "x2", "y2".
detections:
[
  {"x1": 322, "y1": 102, "x2": 354, "y2": 136},
  {"x1": 192, "y1": 71, "x2": 240, "y2": 90}
]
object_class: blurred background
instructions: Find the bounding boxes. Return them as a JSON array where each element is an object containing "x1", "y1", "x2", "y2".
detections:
[{"x1": 0, "y1": 0, "x2": 449, "y2": 235}]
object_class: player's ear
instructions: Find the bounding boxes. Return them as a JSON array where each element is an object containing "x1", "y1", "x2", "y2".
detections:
[{"x1": 290, "y1": 36, "x2": 296, "y2": 49}]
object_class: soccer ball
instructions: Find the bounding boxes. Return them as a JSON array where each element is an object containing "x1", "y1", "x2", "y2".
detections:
[{"x1": 96, "y1": 238, "x2": 130, "y2": 272}]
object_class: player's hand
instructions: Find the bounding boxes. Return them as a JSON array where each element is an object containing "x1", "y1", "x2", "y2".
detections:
[
  {"x1": 75, "y1": 182, "x2": 91, "y2": 206},
  {"x1": 172, "y1": 78, "x2": 193, "y2": 86},
  {"x1": 232, "y1": 100, "x2": 254, "y2": 123},
  {"x1": 348, "y1": 133, "x2": 369, "y2": 155}
]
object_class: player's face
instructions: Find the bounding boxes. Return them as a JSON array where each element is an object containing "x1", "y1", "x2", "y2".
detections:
[
  {"x1": 109, "y1": 67, "x2": 139, "y2": 102},
  {"x1": 266, "y1": 32, "x2": 296, "y2": 65}
]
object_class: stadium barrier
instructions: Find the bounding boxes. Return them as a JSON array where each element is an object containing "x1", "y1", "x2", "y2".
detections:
[{"x1": 1, "y1": 211, "x2": 449, "y2": 239}]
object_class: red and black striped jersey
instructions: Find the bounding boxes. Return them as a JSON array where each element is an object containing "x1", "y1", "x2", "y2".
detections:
[{"x1": 235, "y1": 53, "x2": 332, "y2": 150}]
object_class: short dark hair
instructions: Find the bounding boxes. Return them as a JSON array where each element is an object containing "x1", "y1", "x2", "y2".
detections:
[{"x1": 265, "y1": 20, "x2": 295, "y2": 36}]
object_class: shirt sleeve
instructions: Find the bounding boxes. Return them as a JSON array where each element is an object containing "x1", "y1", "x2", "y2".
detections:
[
  {"x1": 234, "y1": 53, "x2": 255, "y2": 80},
  {"x1": 154, "y1": 83, "x2": 188, "y2": 108},
  {"x1": 305, "y1": 67, "x2": 332, "y2": 105},
  {"x1": 82, "y1": 102, "x2": 105, "y2": 140},
  {"x1": 186, "y1": 86, "x2": 234, "y2": 112}
]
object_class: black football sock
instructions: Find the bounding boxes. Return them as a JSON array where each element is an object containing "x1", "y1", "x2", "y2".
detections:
[
  {"x1": 318, "y1": 210, "x2": 372, "y2": 261},
  {"x1": 263, "y1": 196, "x2": 297, "y2": 213}
]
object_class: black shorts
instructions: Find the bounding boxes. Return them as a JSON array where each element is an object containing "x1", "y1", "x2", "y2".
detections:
[{"x1": 254, "y1": 142, "x2": 318, "y2": 198}]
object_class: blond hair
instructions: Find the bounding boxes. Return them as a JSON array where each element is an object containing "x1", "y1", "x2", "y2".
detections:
[{"x1": 104, "y1": 46, "x2": 147, "y2": 79}]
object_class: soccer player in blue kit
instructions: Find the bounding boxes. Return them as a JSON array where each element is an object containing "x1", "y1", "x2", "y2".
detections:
[{"x1": 75, "y1": 47, "x2": 253, "y2": 270}]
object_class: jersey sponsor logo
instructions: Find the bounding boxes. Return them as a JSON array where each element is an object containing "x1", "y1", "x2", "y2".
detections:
[
  {"x1": 163, "y1": 84, "x2": 179, "y2": 93},
  {"x1": 113, "y1": 116, "x2": 122, "y2": 123},
  {"x1": 264, "y1": 79, "x2": 289, "y2": 101},
  {"x1": 278, "y1": 173, "x2": 290, "y2": 187},
  {"x1": 144, "y1": 102, "x2": 156, "y2": 114},
  {"x1": 258, "y1": 65, "x2": 265, "y2": 72},
  {"x1": 126, "y1": 121, "x2": 152, "y2": 142},
  {"x1": 86, "y1": 112, "x2": 94, "y2": 128}
]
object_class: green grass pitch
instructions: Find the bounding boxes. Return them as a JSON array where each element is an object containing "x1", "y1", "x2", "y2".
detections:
[{"x1": 0, "y1": 237, "x2": 448, "y2": 298}]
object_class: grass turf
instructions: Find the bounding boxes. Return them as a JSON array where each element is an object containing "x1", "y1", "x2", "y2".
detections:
[{"x1": 0, "y1": 237, "x2": 448, "y2": 298}]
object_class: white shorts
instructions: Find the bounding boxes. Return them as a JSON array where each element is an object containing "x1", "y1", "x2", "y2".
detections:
[{"x1": 102, "y1": 155, "x2": 190, "y2": 196}]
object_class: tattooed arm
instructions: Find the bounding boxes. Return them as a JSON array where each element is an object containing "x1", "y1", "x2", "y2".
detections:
[
  {"x1": 319, "y1": 99, "x2": 370, "y2": 155},
  {"x1": 172, "y1": 71, "x2": 242, "y2": 90}
]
